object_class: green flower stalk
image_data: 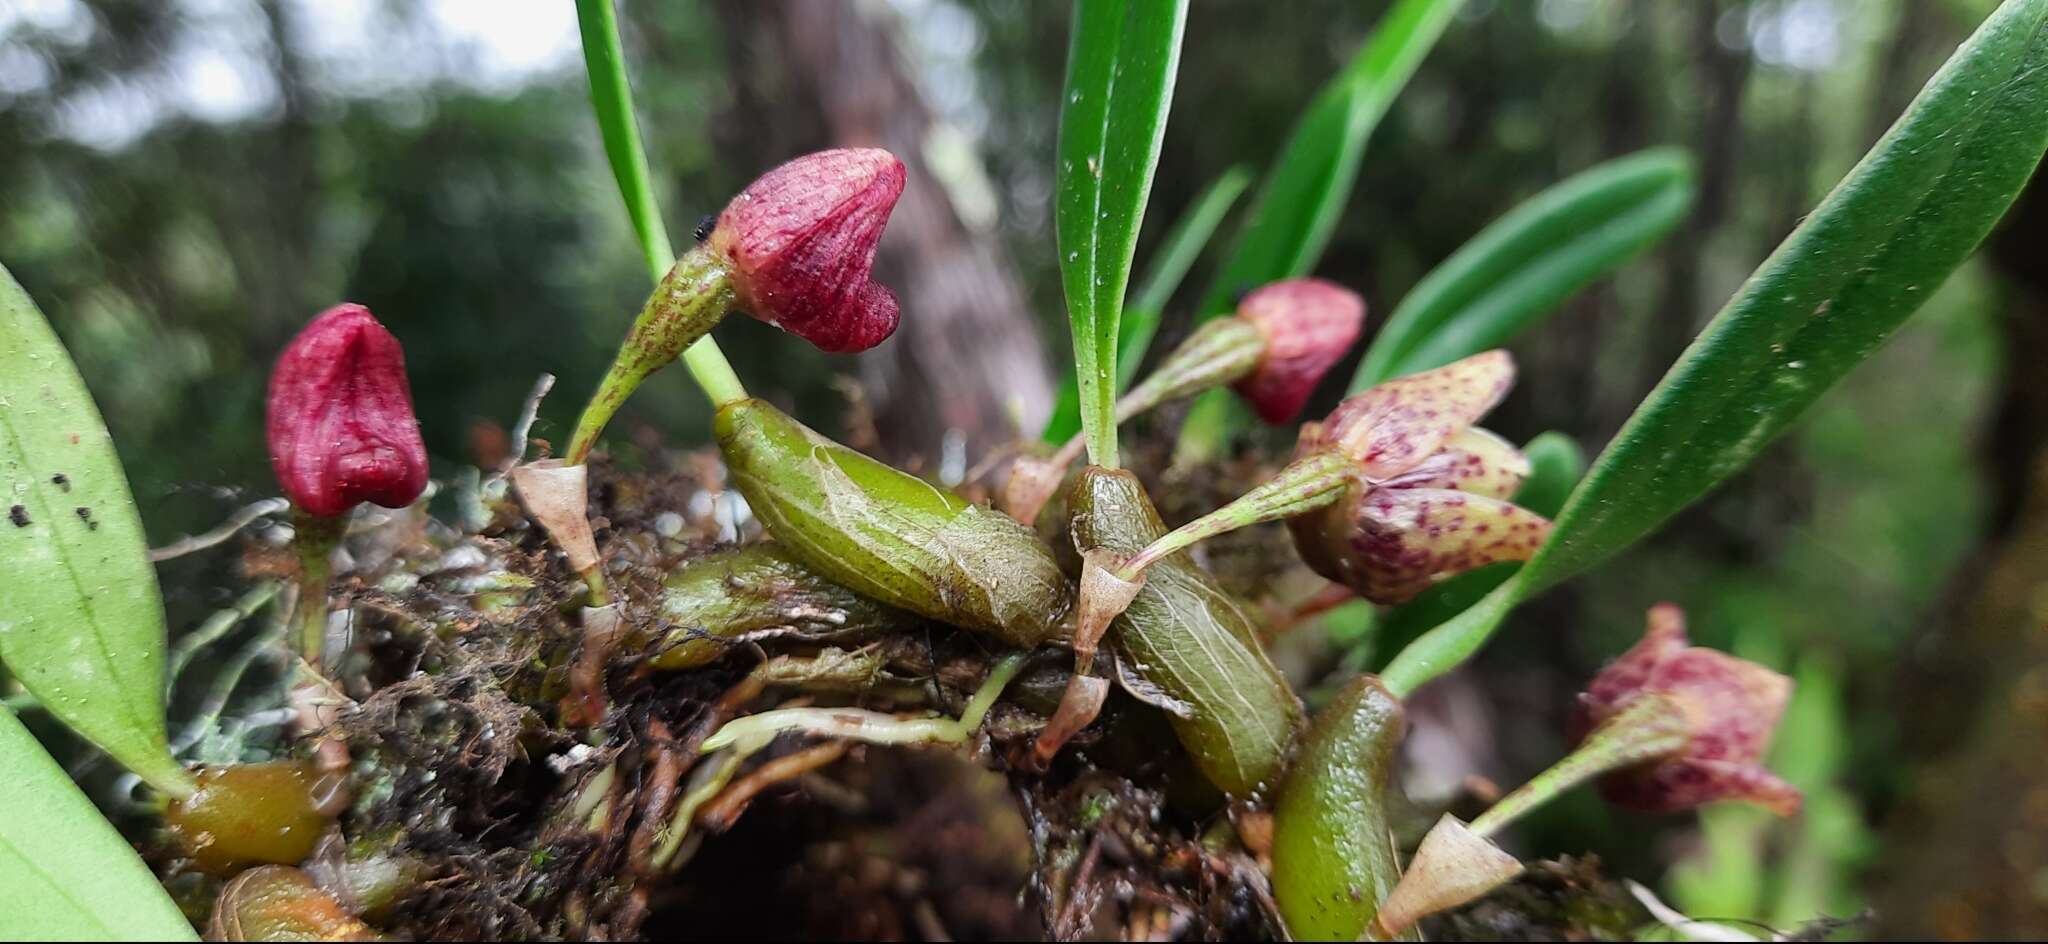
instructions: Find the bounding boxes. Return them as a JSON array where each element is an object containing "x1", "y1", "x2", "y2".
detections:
[
  {"x1": 1374, "y1": 603, "x2": 1800, "y2": 935},
  {"x1": 715, "y1": 398, "x2": 1070, "y2": 648},
  {"x1": 1005, "y1": 278, "x2": 1364, "y2": 523},
  {"x1": 1055, "y1": 467, "x2": 1302, "y2": 797},
  {"x1": 566, "y1": 148, "x2": 908, "y2": 464},
  {"x1": 1076, "y1": 350, "x2": 1551, "y2": 628},
  {"x1": 566, "y1": 246, "x2": 739, "y2": 465}
]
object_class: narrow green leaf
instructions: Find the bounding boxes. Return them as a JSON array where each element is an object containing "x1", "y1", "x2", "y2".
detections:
[
  {"x1": 575, "y1": 0, "x2": 673, "y2": 279},
  {"x1": 1176, "y1": 0, "x2": 1464, "y2": 457},
  {"x1": 1194, "y1": 0, "x2": 1465, "y2": 318},
  {"x1": 0, "y1": 708, "x2": 197, "y2": 940},
  {"x1": 574, "y1": 0, "x2": 745, "y2": 406},
  {"x1": 1042, "y1": 165, "x2": 1250, "y2": 443},
  {"x1": 0, "y1": 264, "x2": 192, "y2": 797},
  {"x1": 1381, "y1": 0, "x2": 2048, "y2": 696},
  {"x1": 1351, "y1": 148, "x2": 1696, "y2": 390},
  {"x1": 1057, "y1": 0, "x2": 1190, "y2": 466}
]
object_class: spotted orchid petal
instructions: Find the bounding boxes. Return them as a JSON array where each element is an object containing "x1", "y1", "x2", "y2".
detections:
[
  {"x1": 1380, "y1": 426, "x2": 1530, "y2": 500},
  {"x1": 1291, "y1": 484, "x2": 1551, "y2": 604},
  {"x1": 1314, "y1": 350, "x2": 1516, "y2": 479}
]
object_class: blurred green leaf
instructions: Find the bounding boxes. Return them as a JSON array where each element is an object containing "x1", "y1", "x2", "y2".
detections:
[
  {"x1": 0, "y1": 264, "x2": 191, "y2": 797},
  {"x1": 1176, "y1": 0, "x2": 1464, "y2": 457},
  {"x1": 0, "y1": 708, "x2": 197, "y2": 940},
  {"x1": 575, "y1": 0, "x2": 675, "y2": 279},
  {"x1": 1381, "y1": 0, "x2": 2048, "y2": 696},
  {"x1": 575, "y1": 0, "x2": 745, "y2": 406},
  {"x1": 1056, "y1": 0, "x2": 1190, "y2": 465},
  {"x1": 1193, "y1": 0, "x2": 1466, "y2": 317},
  {"x1": 1043, "y1": 165, "x2": 1250, "y2": 443},
  {"x1": 1351, "y1": 148, "x2": 1695, "y2": 390}
]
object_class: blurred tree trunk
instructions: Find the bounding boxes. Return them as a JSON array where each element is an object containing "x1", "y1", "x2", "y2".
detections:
[
  {"x1": 1875, "y1": 172, "x2": 2048, "y2": 940},
  {"x1": 710, "y1": 0, "x2": 1053, "y2": 459}
]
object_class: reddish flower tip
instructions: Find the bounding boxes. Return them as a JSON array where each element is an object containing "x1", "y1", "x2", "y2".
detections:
[
  {"x1": 1570, "y1": 604, "x2": 1802, "y2": 816},
  {"x1": 710, "y1": 148, "x2": 907, "y2": 353},
  {"x1": 266, "y1": 304, "x2": 429, "y2": 518},
  {"x1": 1230, "y1": 278, "x2": 1365, "y2": 424}
]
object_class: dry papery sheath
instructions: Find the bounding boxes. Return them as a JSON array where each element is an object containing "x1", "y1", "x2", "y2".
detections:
[{"x1": 710, "y1": 147, "x2": 907, "y2": 353}]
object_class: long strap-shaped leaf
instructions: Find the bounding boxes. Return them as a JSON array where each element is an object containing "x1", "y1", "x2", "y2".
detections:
[
  {"x1": 0, "y1": 708, "x2": 197, "y2": 940},
  {"x1": 1382, "y1": 0, "x2": 2048, "y2": 697},
  {"x1": 1351, "y1": 147, "x2": 1696, "y2": 390},
  {"x1": 0, "y1": 263, "x2": 192, "y2": 797},
  {"x1": 1057, "y1": 0, "x2": 1190, "y2": 467}
]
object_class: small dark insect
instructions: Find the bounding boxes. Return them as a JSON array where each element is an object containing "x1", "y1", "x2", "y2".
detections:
[
  {"x1": 50, "y1": 473, "x2": 70, "y2": 492},
  {"x1": 75, "y1": 507, "x2": 98, "y2": 531},
  {"x1": 693, "y1": 212, "x2": 720, "y2": 242},
  {"x1": 8, "y1": 505, "x2": 29, "y2": 527}
]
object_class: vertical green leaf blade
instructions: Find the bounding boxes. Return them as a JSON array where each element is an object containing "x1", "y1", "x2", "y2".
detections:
[
  {"x1": 1351, "y1": 148, "x2": 1696, "y2": 390},
  {"x1": 0, "y1": 264, "x2": 191, "y2": 796},
  {"x1": 1193, "y1": 0, "x2": 1465, "y2": 318},
  {"x1": 1383, "y1": 0, "x2": 2048, "y2": 695},
  {"x1": 574, "y1": 0, "x2": 745, "y2": 406},
  {"x1": 1043, "y1": 165, "x2": 1250, "y2": 443},
  {"x1": 0, "y1": 708, "x2": 197, "y2": 941},
  {"x1": 1057, "y1": 0, "x2": 1191, "y2": 466}
]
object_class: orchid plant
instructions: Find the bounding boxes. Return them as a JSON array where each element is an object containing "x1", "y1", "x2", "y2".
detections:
[{"x1": 0, "y1": 0, "x2": 2044, "y2": 939}]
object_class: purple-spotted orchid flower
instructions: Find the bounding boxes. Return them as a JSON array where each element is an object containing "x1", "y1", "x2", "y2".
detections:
[
  {"x1": 1375, "y1": 603, "x2": 1798, "y2": 935},
  {"x1": 1074, "y1": 350, "x2": 1549, "y2": 642},
  {"x1": 1570, "y1": 603, "x2": 1802, "y2": 815},
  {"x1": 1286, "y1": 350, "x2": 1551, "y2": 603}
]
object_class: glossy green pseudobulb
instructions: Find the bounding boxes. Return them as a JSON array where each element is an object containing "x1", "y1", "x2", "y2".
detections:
[
  {"x1": 716, "y1": 399, "x2": 1070, "y2": 647},
  {"x1": 1068, "y1": 467, "x2": 1301, "y2": 797},
  {"x1": 651, "y1": 543, "x2": 906, "y2": 670},
  {"x1": 1271, "y1": 674, "x2": 1412, "y2": 942}
]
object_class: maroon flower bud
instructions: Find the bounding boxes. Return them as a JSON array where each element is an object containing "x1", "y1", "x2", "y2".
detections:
[
  {"x1": 267, "y1": 304, "x2": 429, "y2": 518},
  {"x1": 1231, "y1": 278, "x2": 1365, "y2": 424},
  {"x1": 1569, "y1": 604, "x2": 1801, "y2": 816},
  {"x1": 709, "y1": 148, "x2": 907, "y2": 353}
]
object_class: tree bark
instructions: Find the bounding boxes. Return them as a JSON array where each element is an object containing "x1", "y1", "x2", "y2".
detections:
[{"x1": 711, "y1": 0, "x2": 1053, "y2": 460}]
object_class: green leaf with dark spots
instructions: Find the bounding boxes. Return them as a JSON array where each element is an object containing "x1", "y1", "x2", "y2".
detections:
[{"x1": 0, "y1": 264, "x2": 192, "y2": 797}]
